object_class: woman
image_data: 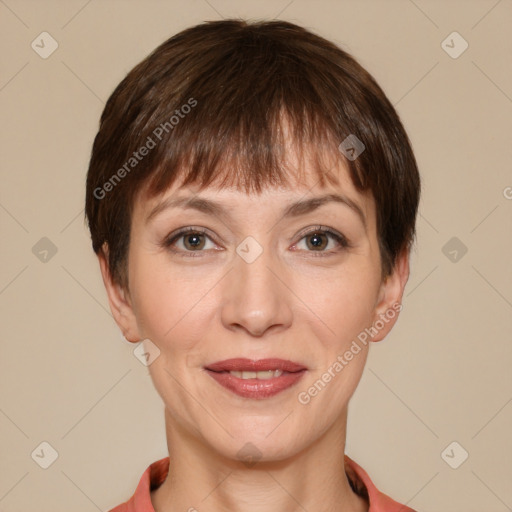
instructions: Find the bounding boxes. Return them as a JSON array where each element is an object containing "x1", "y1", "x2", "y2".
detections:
[{"x1": 85, "y1": 19, "x2": 420, "y2": 512}]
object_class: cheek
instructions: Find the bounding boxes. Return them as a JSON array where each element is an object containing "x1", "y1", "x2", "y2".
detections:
[
  {"x1": 128, "y1": 259, "x2": 216, "y2": 412},
  {"x1": 299, "y1": 264, "x2": 381, "y2": 346},
  {"x1": 128, "y1": 254, "x2": 218, "y2": 350},
  {"x1": 294, "y1": 269, "x2": 377, "y2": 419}
]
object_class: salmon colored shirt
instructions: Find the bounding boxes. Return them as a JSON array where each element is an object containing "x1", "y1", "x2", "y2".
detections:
[{"x1": 108, "y1": 455, "x2": 417, "y2": 512}]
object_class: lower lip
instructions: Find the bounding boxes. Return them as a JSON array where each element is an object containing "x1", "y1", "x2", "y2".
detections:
[{"x1": 205, "y1": 370, "x2": 306, "y2": 399}]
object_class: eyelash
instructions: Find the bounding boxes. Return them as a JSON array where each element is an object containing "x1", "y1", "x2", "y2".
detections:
[{"x1": 162, "y1": 226, "x2": 350, "y2": 258}]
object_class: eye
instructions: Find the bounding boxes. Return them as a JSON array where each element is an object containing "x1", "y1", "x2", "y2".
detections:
[
  {"x1": 163, "y1": 227, "x2": 218, "y2": 256},
  {"x1": 162, "y1": 225, "x2": 350, "y2": 258},
  {"x1": 293, "y1": 226, "x2": 350, "y2": 255}
]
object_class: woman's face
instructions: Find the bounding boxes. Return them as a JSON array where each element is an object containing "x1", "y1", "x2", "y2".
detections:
[{"x1": 101, "y1": 156, "x2": 408, "y2": 462}]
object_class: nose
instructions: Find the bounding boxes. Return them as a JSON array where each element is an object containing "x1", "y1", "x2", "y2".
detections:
[{"x1": 220, "y1": 248, "x2": 293, "y2": 337}]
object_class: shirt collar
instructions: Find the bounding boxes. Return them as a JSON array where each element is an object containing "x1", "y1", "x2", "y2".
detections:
[{"x1": 118, "y1": 455, "x2": 416, "y2": 512}]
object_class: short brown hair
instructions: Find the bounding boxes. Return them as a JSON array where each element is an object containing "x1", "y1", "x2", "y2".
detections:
[{"x1": 85, "y1": 19, "x2": 420, "y2": 290}]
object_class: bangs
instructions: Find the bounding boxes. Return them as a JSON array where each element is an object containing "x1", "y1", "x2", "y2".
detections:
[{"x1": 141, "y1": 108, "x2": 358, "y2": 201}]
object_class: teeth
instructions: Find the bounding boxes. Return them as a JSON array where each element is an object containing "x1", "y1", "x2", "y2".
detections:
[{"x1": 229, "y1": 370, "x2": 284, "y2": 379}]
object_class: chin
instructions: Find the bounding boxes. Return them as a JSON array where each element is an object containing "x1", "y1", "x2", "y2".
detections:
[{"x1": 207, "y1": 426, "x2": 305, "y2": 465}]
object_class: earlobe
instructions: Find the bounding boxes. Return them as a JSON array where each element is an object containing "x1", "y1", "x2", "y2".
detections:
[
  {"x1": 371, "y1": 249, "x2": 410, "y2": 342},
  {"x1": 97, "y1": 244, "x2": 141, "y2": 343}
]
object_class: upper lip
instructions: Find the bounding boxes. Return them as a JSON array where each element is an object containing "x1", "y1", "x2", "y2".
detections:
[{"x1": 205, "y1": 358, "x2": 307, "y2": 373}]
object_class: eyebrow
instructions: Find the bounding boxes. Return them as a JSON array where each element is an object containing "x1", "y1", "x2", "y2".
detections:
[{"x1": 145, "y1": 193, "x2": 366, "y2": 227}]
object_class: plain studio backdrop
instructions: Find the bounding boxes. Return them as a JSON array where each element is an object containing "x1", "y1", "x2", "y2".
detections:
[{"x1": 1, "y1": 1, "x2": 511, "y2": 511}]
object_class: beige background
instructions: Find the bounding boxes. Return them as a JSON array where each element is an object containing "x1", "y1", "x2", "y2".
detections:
[{"x1": 1, "y1": 0, "x2": 511, "y2": 510}]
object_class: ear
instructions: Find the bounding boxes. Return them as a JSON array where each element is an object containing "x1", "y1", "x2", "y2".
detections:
[
  {"x1": 98, "y1": 244, "x2": 141, "y2": 343},
  {"x1": 370, "y1": 248, "x2": 410, "y2": 342}
]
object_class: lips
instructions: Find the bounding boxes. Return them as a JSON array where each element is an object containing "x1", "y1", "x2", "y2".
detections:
[
  {"x1": 204, "y1": 358, "x2": 307, "y2": 399},
  {"x1": 205, "y1": 358, "x2": 307, "y2": 373}
]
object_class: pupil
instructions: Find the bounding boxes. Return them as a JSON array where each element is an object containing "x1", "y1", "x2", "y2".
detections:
[
  {"x1": 309, "y1": 233, "x2": 325, "y2": 249},
  {"x1": 187, "y1": 234, "x2": 203, "y2": 249}
]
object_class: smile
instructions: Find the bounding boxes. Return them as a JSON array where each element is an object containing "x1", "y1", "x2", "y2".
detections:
[{"x1": 204, "y1": 358, "x2": 307, "y2": 399}]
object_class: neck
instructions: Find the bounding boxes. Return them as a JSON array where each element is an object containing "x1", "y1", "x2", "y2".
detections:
[{"x1": 151, "y1": 408, "x2": 368, "y2": 512}]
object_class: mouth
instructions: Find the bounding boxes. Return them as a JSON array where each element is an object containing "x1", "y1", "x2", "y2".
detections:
[{"x1": 204, "y1": 358, "x2": 307, "y2": 399}]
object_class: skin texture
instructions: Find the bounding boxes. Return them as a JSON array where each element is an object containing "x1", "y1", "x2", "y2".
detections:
[{"x1": 98, "y1": 154, "x2": 410, "y2": 512}]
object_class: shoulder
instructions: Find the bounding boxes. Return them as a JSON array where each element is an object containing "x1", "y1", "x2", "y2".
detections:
[
  {"x1": 107, "y1": 457, "x2": 170, "y2": 512},
  {"x1": 345, "y1": 455, "x2": 418, "y2": 512}
]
